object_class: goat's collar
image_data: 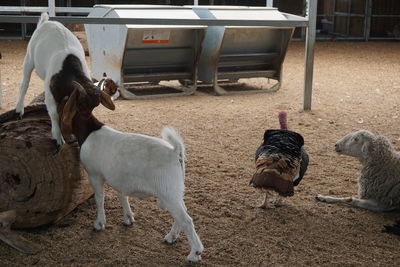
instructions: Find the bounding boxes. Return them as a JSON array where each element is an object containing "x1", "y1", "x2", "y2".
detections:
[{"x1": 97, "y1": 79, "x2": 106, "y2": 91}]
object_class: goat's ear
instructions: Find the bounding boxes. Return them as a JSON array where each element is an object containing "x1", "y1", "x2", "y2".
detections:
[
  {"x1": 60, "y1": 89, "x2": 78, "y2": 138},
  {"x1": 100, "y1": 90, "x2": 115, "y2": 110}
]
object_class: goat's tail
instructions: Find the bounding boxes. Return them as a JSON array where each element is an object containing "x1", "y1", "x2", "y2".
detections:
[
  {"x1": 161, "y1": 127, "x2": 186, "y2": 176},
  {"x1": 161, "y1": 127, "x2": 185, "y2": 158},
  {"x1": 37, "y1": 12, "x2": 49, "y2": 28}
]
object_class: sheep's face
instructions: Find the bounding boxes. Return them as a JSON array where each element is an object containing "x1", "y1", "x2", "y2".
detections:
[{"x1": 335, "y1": 130, "x2": 374, "y2": 159}]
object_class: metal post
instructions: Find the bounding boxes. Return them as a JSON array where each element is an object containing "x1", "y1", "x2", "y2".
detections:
[
  {"x1": 365, "y1": 0, "x2": 372, "y2": 41},
  {"x1": 266, "y1": 0, "x2": 273, "y2": 7},
  {"x1": 48, "y1": 0, "x2": 55, "y2": 17},
  {"x1": 303, "y1": 0, "x2": 317, "y2": 110},
  {"x1": 194, "y1": 0, "x2": 199, "y2": 5},
  {"x1": 0, "y1": 65, "x2": 2, "y2": 108}
]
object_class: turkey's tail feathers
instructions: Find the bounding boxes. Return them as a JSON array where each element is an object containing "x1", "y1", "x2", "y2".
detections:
[
  {"x1": 294, "y1": 148, "x2": 309, "y2": 186},
  {"x1": 250, "y1": 155, "x2": 299, "y2": 196}
]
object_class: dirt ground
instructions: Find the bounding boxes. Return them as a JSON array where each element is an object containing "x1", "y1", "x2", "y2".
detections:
[{"x1": 0, "y1": 40, "x2": 400, "y2": 266}]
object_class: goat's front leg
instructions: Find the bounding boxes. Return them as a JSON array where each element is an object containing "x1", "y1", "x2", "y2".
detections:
[
  {"x1": 88, "y1": 175, "x2": 106, "y2": 230},
  {"x1": 167, "y1": 200, "x2": 203, "y2": 262},
  {"x1": 117, "y1": 193, "x2": 134, "y2": 226},
  {"x1": 16, "y1": 53, "x2": 34, "y2": 117},
  {"x1": 44, "y1": 83, "x2": 64, "y2": 145}
]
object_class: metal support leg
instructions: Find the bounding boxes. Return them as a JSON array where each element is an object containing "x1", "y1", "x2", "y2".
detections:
[
  {"x1": 48, "y1": 0, "x2": 56, "y2": 17},
  {"x1": 303, "y1": 0, "x2": 317, "y2": 110},
  {"x1": 0, "y1": 64, "x2": 2, "y2": 108}
]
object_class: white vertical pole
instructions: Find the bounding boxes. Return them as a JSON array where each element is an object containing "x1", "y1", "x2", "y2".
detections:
[
  {"x1": 194, "y1": 0, "x2": 199, "y2": 5},
  {"x1": 303, "y1": 0, "x2": 317, "y2": 110},
  {"x1": 266, "y1": 0, "x2": 273, "y2": 7},
  {"x1": 48, "y1": 0, "x2": 55, "y2": 16}
]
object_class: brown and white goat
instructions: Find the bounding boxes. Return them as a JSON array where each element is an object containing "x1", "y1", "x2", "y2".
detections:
[
  {"x1": 59, "y1": 85, "x2": 203, "y2": 262},
  {"x1": 15, "y1": 13, "x2": 103, "y2": 145},
  {"x1": 94, "y1": 73, "x2": 119, "y2": 101}
]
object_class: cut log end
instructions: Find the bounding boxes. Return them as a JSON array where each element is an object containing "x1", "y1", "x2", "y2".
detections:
[{"x1": 0, "y1": 99, "x2": 92, "y2": 229}]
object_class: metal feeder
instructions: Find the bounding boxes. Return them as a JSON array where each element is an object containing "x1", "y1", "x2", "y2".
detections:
[
  {"x1": 193, "y1": 6, "x2": 295, "y2": 95},
  {"x1": 85, "y1": 5, "x2": 205, "y2": 99}
]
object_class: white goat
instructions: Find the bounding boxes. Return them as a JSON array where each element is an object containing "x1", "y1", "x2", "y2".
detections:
[
  {"x1": 59, "y1": 86, "x2": 203, "y2": 262},
  {"x1": 15, "y1": 13, "x2": 91, "y2": 145},
  {"x1": 316, "y1": 130, "x2": 400, "y2": 212}
]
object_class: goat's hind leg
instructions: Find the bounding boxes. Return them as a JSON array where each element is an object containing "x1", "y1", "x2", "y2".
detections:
[
  {"x1": 118, "y1": 192, "x2": 134, "y2": 226},
  {"x1": 166, "y1": 200, "x2": 203, "y2": 262},
  {"x1": 157, "y1": 198, "x2": 180, "y2": 244},
  {"x1": 16, "y1": 53, "x2": 34, "y2": 117},
  {"x1": 158, "y1": 198, "x2": 181, "y2": 244}
]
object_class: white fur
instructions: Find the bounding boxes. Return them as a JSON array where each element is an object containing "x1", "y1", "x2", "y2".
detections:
[
  {"x1": 80, "y1": 126, "x2": 203, "y2": 262},
  {"x1": 316, "y1": 130, "x2": 400, "y2": 212},
  {"x1": 15, "y1": 13, "x2": 89, "y2": 145}
]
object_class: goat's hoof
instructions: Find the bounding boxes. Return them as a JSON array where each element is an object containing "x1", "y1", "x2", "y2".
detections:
[
  {"x1": 93, "y1": 221, "x2": 106, "y2": 231},
  {"x1": 123, "y1": 215, "x2": 135, "y2": 227},
  {"x1": 15, "y1": 108, "x2": 24, "y2": 119},
  {"x1": 164, "y1": 234, "x2": 178, "y2": 244},
  {"x1": 187, "y1": 253, "x2": 202, "y2": 262}
]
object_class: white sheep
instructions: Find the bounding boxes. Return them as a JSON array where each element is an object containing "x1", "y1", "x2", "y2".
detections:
[
  {"x1": 59, "y1": 85, "x2": 203, "y2": 262},
  {"x1": 316, "y1": 130, "x2": 400, "y2": 211},
  {"x1": 15, "y1": 13, "x2": 92, "y2": 145}
]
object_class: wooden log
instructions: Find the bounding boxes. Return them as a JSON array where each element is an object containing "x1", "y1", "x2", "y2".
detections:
[
  {"x1": 0, "y1": 210, "x2": 39, "y2": 254},
  {"x1": 0, "y1": 95, "x2": 92, "y2": 229}
]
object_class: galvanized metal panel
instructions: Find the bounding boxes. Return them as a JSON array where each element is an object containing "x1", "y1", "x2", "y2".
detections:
[{"x1": 85, "y1": 7, "x2": 128, "y2": 84}]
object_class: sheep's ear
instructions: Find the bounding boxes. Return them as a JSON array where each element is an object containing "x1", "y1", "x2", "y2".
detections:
[
  {"x1": 361, "y1": 141, "x2": 370, "y2": 158},
  {"x1": 100, "y1": 90, "x2": 115, "y2": 110},
  {"x1": 60, "y1": 88, "x2": 78, "y2": 139}
]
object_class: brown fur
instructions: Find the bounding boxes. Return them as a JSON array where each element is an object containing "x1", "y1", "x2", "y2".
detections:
[
  {"x1": 60, "y1": 86, "x2": 114, "y2": 146},
  {"x1": 100, "y1": 78, "x2": 118, "y2": 96}
]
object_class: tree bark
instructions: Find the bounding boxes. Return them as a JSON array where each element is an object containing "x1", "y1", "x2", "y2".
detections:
[{"x1": 0, "y1": 94, "x2": 92, "y2": 229}]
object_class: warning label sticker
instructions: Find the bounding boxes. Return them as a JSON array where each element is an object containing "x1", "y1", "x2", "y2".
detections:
[{"x1": 142, "y1": 30, "x2": 170, "y2": 44}]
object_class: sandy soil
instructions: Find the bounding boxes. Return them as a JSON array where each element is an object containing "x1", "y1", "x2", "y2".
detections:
[{"x1": 0, "y1": 40, "x2": 400, "y2": 266}]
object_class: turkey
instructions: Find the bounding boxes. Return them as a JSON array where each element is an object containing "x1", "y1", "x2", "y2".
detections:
[{"x1": 250, "y1": 111, "x2": 309, "y2": 208}]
